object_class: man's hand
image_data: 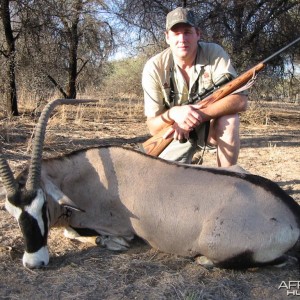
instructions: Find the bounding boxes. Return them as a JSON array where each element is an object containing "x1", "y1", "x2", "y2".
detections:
[
  {"x1": 166, "y1": 104, "x2": 204, "y2": 140},
  {"x1": 169, "y1": 103, "x2": 203, "y2": 130}
]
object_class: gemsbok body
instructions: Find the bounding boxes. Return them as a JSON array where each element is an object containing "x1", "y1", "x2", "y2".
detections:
[{"x1": 0, "y1": 99, "x2": 299, "y2": 269}]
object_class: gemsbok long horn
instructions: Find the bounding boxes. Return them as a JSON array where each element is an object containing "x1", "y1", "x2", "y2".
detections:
[
  {"x1": 1, "y1": 99, "x2": 98, "y2": 197},
  {"x1": 0, "y1": 151, "x2": 18, "y2": 198}
]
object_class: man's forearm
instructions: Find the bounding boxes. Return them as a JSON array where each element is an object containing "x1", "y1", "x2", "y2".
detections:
[
  {"x1": 146, "y1": 110, "x2": 174, "y2": 136},
  {"x1": 199, "y1": 94, "x2": 248, "y2": 123},
  {"x1": 147, "y1": 94, "x2": 247, "y2": 136}
]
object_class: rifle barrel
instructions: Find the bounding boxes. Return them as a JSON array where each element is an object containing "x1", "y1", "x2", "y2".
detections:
[{"x1": 262, "y1": 37, "x2": 300, "y2": 64}]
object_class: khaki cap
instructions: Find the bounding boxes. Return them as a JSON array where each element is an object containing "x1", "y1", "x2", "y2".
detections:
[{"x1": 166, "y1": 7, "x2": 196, "y2": 31}]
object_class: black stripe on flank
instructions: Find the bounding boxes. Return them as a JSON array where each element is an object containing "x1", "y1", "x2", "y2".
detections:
[
  {"x1": 70, "y1": 226, "x2": 100, "y2": 236},
  {"x1": 215, "y1": 251, "x2": 288, "y2": 269},
  {"x1": 18, "y1": 203, "x2": 48, "y2": 253}
]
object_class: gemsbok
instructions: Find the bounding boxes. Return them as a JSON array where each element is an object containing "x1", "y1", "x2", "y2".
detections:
[{"x1": 0, "y1": 99, "x2": 299, "y2": 269}]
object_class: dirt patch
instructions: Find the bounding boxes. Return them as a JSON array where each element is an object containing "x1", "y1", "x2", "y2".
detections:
[{"x1": 0, "y1": 100, "x2": 299, "y2": 299}]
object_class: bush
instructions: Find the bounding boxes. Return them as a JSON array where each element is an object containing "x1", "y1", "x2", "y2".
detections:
[{"x1": 101, "y1": 56, "x2": 147, "y2": 100}]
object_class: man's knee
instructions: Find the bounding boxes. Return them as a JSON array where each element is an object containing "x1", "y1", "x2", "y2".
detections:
[{"x1": 213, "y1": 114, "x2": 240, "y2": 139}]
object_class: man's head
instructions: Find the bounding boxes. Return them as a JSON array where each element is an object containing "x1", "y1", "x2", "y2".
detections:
[
  {"x1": 165, "y1": 7, "x2": 200, "y2": 62},
  {"x1": 166, "y1": 7, "x2": 197, "y2": 32}
]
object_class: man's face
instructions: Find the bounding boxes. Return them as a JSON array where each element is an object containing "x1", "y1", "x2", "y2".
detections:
[{"x1": 165, "y1": 23, "x2": 200, "y2": 61}]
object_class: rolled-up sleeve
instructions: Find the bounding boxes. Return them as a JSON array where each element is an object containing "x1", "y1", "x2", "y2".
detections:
[
  {"x1": 142, "y1": 60, "x2": 166, "y2": 118},
  {"x1": 203, "y1": 43, "x2": 248, "y2": 95},
  {"x1": 208, "y1": 44, "x2": 237, "y2": 81}
]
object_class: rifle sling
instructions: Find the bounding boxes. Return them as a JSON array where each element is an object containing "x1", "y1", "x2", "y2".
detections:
[
  {"x1": 167, "y1": 55, "x2": 210, "y2": 145},
  {"x1": 167, "y1": 55, "x2": 203, "y2": 108}
]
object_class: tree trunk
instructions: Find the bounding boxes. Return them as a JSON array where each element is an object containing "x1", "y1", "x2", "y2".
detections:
[
  {"x1": 67, "y1": 25, "x2": 78, "y2": 99},
  {"x1": 66, "y1": 0, "x2": 82, "y2": 99},
  {"x1": 1, "y1": 0, "x2": 19, "y2": 116}
]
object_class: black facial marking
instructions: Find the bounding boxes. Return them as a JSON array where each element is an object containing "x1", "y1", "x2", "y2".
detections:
[
  {"x1": 7, "y1": 188, "x2": 38, "y2": 209},
  {"x1": 18, "y1": 203, "x2": 48, "y2": 253}
]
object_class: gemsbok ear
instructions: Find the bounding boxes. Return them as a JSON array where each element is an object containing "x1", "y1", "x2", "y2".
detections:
[
  {"x1": 43, "y1": 178, "x2": 84, "y2": 212},
  {"x1": 59, "y1": 194, "x2": 85, "y2": 212}
]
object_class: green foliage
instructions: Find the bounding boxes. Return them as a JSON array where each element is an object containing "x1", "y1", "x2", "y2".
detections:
[{"x1": 101, "y1": 56, "x2": 147, "y2": 99}]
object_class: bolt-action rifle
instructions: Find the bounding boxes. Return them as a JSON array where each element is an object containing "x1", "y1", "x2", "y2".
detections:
[{"x1": 142, "y1": 37, "x2": 300, "y2": 157}]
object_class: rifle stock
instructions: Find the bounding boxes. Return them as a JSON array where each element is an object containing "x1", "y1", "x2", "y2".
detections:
[
  {"x1": 142, "y1": 126, "x2": 174, "y2": 156},
  {"x1": 142, "y1": 37, "x2": 300, "y2": 157}
]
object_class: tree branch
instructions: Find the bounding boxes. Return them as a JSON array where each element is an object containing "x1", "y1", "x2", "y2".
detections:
[{"x1": 45, "y1": 73, "x2": 68, "y2": 98}]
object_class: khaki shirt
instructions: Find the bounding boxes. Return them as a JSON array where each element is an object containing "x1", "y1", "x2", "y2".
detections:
[{"x1": 142, "y1": 42, "x2": 238, "y2": 117}]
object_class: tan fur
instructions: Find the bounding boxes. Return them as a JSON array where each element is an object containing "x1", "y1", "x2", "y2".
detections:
[{"x1": 40, "y1": 146, "x2": 299, "y2": 266}]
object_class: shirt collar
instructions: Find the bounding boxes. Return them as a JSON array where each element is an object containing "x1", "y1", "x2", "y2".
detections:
[
  {"x1": 188, "y1": 44, "x2": 208, "y2": 91},
  {"x1": 195, "y1": 43, "x2": 208, "y2": 70}
]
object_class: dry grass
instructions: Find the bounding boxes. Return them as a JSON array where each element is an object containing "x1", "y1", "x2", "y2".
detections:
[{"x1": 0, "y1": 98, "x2": 299, "y2": 299}]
